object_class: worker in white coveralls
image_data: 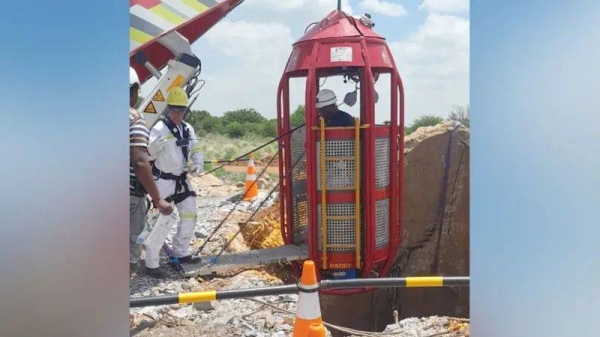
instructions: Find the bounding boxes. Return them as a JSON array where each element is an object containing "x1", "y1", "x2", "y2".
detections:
[{"x1": 143, "y1": 87, "x2": 204, "y2": 278}]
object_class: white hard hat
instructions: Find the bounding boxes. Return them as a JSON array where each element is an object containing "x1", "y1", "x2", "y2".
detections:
[
  {"x1": 130, "y1": 66, "x2": 140, "y2": 88},
  {"x1": 316, "y1": 89, "x2": 337, "y2": 108}
]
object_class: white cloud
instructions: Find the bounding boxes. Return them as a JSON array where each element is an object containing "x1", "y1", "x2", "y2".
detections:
[
  {"x1": 244, "y1": 0, "x2": 353, "y2": 13},
  {"x1": 419, "y1": 0, "x2": 469, "y2": 14},
  {"x1": 388, "y1": 13, "x2": 469, "y2": 123},
  {"x1": 140, "y1": 1, "x2": 468, "y2": 125},
  {"x1": 203, "y1": 20, "x2": 293, "y2": 63},
  {"x1": 359, "y1": 0, "x2": 407, "y2": 17},
  {"x1": 242, "y1": 0, "x2": 353, "y2": 27},
  {"x1": 186, "y1": 19, "x2": 295, "y2": 117}
]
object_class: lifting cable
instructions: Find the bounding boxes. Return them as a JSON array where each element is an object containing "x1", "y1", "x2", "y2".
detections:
[
  {"x1": 209, "y1": 181, "x2": 281, "y2": 265},
  {"x1": 156, "y1": 123, "x2": 305, "y2": 167},
  {"x1": 193, "y1": 125, "x2": 306, "y2": 258},
  {"x1": 207, "y1": 149, "x2": 307, "y2": 265},
  {"x1": 193, "y1": 151, "x2": 279, "y2": 257},
  {"x1": 196, "y1": 123, "x2": 306, "y2": 178}
]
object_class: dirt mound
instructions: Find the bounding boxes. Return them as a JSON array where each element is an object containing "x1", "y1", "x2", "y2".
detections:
[
  {"x1": 392, "y1": 121, "x2": 470, "y2": 319},
  {"x1": 239, "y1": 200, "x2": 284, "y2": 250}
]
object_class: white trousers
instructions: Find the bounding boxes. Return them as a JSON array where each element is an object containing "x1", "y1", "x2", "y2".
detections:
[{"x1": 144, "y1": 177, "x2": 197, "y2": 269}]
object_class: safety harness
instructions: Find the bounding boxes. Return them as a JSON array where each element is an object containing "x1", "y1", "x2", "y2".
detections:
[{"x1": 151, "y1": 116, "x2": 197, "y2": 204}]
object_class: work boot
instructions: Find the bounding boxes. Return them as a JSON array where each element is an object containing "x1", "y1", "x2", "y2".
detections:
[
  {"x1": 144, "y1": 266, "x2": 168, "y2": 279},
  {"x1": 178, "y1": 255, "x2": 202, "y2": 264}
]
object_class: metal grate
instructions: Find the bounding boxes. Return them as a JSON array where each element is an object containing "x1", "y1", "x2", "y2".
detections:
[
  {"x1": 291, "y1": 126, "x2": 307, "y2": 181},
  {"x1": 291, "y1": 126, "x2": 307, "y2": 245},
  {"x1": 292, "y1": 191, "x2": 308, "y2": 245},
  {"x1": 375, "y1": 198, "x2": 390, "y2": 248},
  {"x1": 375, "y1": 138, "x2": 390, "y2": 187},
  {"x1": 316, "y1": 140, "x2": 359, "y2": 189},
  {"x1": 317, "y1": 203, "x2": 358, "y2": 252}
]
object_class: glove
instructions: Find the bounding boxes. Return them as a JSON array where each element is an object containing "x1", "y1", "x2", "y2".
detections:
[
  {"x1": 148, "y1": 135, "x2": 169, "y2": 160},
  {"x1": 190, "y1": 151, "x2": 204, "y2": 176},
  {"x1": 190, "y1": 163, "x2": 203, "y2": 175}
]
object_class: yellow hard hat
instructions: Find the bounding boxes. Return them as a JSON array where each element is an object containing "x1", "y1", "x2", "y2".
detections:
[{"x1": 166, "y1": 87, "x2": 188, "y2": 107}]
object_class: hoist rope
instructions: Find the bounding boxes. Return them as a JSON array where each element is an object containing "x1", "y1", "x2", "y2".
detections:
[
  {"x1": 197, "y1": 123, "x2": 305, "y2": 178},
  {"x1": 208, "y1": 149, "x2": 307, "y2": 265},
  {"x1": 193, "y1": 125, "x2": 306, "y2": 258},
  {"x1": 193, "y1": 151, "x2": 279, "y2": 257}
]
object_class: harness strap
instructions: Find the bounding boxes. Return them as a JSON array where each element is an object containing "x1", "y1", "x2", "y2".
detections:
[
  {"x1": 160, "y1": 116, "x2": 191, "y2": 162},
  {"x1": 152, "y1": 165, "x2": 197, "y2": 204}
]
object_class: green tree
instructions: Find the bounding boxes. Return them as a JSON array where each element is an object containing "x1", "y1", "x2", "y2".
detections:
[
  {"x1": 200, "y1": 115, "x2": 222, "y2": 134},
  {"x1": 260, "y1": 119, "x2": 278, "y2": 138},
  {"x1": 221, "y1": 108, "x2": 266, "y2": 126},
  {"x1": 405, "y1": 115, "x2": 444, "y2": 135},
  {"x1": 185, "y1": 110, "x2": 212, "y2": 134},
  {"x1": 226, "y1": 122, "x2": 245, "y2": 138},
  {"x1": 291, "y1": 105, "x2": 305, "y2": 127},
  {"x1": 244, "y1": 122, "x2": 263, "y2": 137}
]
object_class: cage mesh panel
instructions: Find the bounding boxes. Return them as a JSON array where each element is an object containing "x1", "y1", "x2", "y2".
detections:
[
  {"x1": 317, "y1": 204, "x2": 357, "y2": 252},
  {"x1": 375, "y1": 198, "x2": 390, "y2": 248},
  {"x1": 316, "y1": 140, "x2": 359, "y2": 189},
  {"x1": 375, "y1": 138, "x2": 390, "y2": 187},
  {"x1": 291, "y1": 126, "x2": 307, "y2": 245}
]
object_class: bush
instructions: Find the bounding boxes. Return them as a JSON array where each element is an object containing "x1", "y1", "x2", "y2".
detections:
[
  {"x1": 405, "y1": 115, "x2": 444, "y2": 135},
  {"x1": 200, "y1": 115, "x2": 222, "y2": 134},
  {"x1": 226, "y1": 122, "x2": 245, "y2": 138},
  {"x1": 222, "y1": 108, "x2": 266, "y2": 125},
  {"x1": 186, "y1": 110, "x2": 213, "y2": 136},
  {"x1": 244, "y1": 123, "x2": 264, "y2": 137},
  {"x1": 291, "y1": 105, "x2": 305, "y2": 127},
  {"x1": 260, "y1": 119, "x2": 278, "y2": 138}
]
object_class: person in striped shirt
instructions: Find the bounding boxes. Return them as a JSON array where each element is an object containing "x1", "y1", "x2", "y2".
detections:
[{"x1": 129, "y1": 67, "x2": 173, "y2": 273}]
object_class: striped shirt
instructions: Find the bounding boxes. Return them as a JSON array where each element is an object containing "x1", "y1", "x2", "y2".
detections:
[{"x1": 130, "y1": 107, "x2": 150, "y2": 193}]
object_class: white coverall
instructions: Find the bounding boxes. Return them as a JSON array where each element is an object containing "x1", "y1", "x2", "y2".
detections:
[{"x1": 145, "y1": 118, "x2": 203, "y2": 269}]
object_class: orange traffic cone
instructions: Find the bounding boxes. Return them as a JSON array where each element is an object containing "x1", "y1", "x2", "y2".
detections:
[
  {"x1": 307, "y1": 323, "x2": 326, "y2": 337},
  {"x1": 293, "y1": 260, "x2": 322, "y2": 337},
  {"x1": 243, "y1": 152, "x2": 258, "y2": 201}
]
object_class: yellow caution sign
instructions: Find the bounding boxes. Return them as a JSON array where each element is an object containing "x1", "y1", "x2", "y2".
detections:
[
  {"x1": 144, "y1": 102, "x2": 157, "y2": 114},
  {"x1": 152, "y1": 90, "x2": 165, "y2": 102},
  {"x1": 167, "y1": 75, "x2": 185, "y2": 92}
]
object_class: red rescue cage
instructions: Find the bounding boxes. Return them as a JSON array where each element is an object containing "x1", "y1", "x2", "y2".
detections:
[{"x1": 277, "y1": 9, "x2": 405, "y2": 295}]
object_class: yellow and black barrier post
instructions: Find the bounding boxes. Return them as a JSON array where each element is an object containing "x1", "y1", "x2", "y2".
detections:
[
  {"x1": 130, "y1": 284, "x2": 298, "y2": 308},
  {"x1": 129, "y1": 276, "x2": 469, "y2": 308},
  {"x1": 319, "y1": 276, "x2": 469, "y2": 290}
]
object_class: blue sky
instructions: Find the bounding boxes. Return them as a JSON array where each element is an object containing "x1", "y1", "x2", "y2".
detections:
[{"x1": 141, "y1": 0, "x2": 470, "y2": 125}]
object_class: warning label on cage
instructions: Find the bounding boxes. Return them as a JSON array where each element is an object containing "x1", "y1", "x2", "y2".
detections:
[
  {"x1": 167, "y1": 75, "x2": 185, "y2": 92},
  {"x1": 144, "y1": 102, "x2": 157, "y2": 114},
  {"x1": 152, "y1": 90, "x2": 165, "y2": 102},
  {"x1": 330, "y1": 46, "x2": 352, "y2": 62}
]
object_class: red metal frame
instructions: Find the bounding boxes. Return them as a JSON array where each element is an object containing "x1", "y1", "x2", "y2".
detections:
[
  {"x1": 129, "y1": 0, "x2": 244, "y2": 85},
  {"x1": 276, "y1": 9, "x2": 405, "y2": 295}
]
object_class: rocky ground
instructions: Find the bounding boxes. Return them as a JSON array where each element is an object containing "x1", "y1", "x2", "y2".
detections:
[
  {"x1": 129, "y1": 122, "x2": 470, "y2": 336},
  {"x1": 130, "y1": 172, "x2": 300, "y2": 337}
]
